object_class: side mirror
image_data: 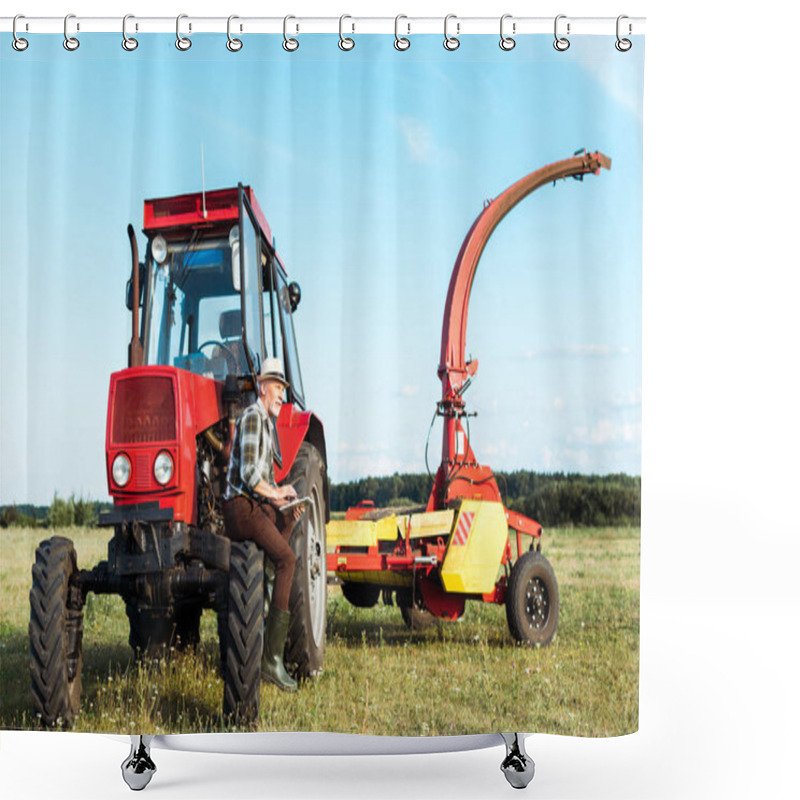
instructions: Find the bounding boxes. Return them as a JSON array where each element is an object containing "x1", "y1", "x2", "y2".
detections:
[
  {"x1": 288, "y1": 281, "x2": 301, "y2": 312},
  {"x1": 229, "y1": 226, "x2": 241, "y2": 292}
]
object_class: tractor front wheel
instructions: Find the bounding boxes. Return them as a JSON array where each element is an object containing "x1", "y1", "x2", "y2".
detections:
[
  {"x1": 221, "y1": 541, "x2": 264, "y2": 721},
  {"x1": 506, "y1": 551, "x2": 559, "y2": 647},
  {"x1": 285, "y1": 442, "x2": 327, "y2": 678},
  {"x1": 29, "y1": 537, "x2": 84, "y2": 728}
]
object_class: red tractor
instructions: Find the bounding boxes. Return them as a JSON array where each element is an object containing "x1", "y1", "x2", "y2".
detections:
[{"x1": 29, "y1": 185, "x2": 328, "y2": 726}]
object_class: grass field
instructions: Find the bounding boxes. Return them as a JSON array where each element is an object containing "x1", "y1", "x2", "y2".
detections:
[{"x1": 0, "y1": 525, "x2": 639, "y2": 736}]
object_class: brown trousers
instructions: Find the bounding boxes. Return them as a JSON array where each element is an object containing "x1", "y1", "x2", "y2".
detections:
[{"x1": 223, "y1": 496, "x2": 296, "y2": 611}]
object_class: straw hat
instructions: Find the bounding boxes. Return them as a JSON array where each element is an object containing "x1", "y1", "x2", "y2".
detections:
[{"x1": 257, "y1": 357, "x2": 289, "y2": 387}]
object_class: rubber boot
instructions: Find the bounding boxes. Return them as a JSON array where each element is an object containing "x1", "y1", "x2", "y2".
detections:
[{"x1": 261, "y1": 606, "x2": 298, "y2": 692}]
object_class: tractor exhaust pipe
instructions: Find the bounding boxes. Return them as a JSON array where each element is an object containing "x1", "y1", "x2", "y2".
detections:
[{"x1": 127, "y1": 224, "x2": 144, "y2": 368}]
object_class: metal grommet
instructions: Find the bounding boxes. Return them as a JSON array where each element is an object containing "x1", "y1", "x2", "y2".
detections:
[
  {"x1": 227, "y1": 15, "x2": 243, "y2": 51},
  {"x1": 615, "y1": 15, "x2": 632, "y2": 52},
  {"x1": 176, "y1": 14, "x2": 192, "y2": 51},
  {"x1": 63, "y1": 13, "x2": 80, "y2": 51},
  {"x1": 443, "y1": 14, "x2": 460, "y2": 51},
  {"x1": 394, "y1": 14, "x2": 410, "y2": 51},
  {"x1": 499, "y1": 14, "x2": 516, "y2": 51},
  {"x1": 122, "y1": 14, "x2": 138, "y2": 51},
  {"x1": 12, "y1": 15, "x2": 29, "y2": 51},
  {"x1": 283, "y1": 15, "x2": 299, "y2": 51},
  {"x1": 339, "y1": 14, "x2": 355, "y2": 51},
  {"x1": 553, "y1": 14, "x2": 570, "y2": 51}
]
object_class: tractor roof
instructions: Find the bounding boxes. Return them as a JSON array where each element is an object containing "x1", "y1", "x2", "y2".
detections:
[{"x1": 143, "y1": 185, "x2": 272, "y2": 245}]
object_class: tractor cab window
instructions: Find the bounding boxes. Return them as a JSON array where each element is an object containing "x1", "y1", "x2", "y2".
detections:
[{"x1": 144, "y1": 239, "x2": 250, "y2": 380}]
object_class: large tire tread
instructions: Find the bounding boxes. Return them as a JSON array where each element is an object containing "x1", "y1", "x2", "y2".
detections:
[
  {"x1": 222, "y1": 541, "x2": 264, "y2": 722},
  {"x1": 29, "y1": 537, "x2": 83, "y2": 728},
  {"x1": 506, "y1": 551, "x2": 559, "y2": 647},
  {"x1": 285, "y1": 443, "x2": 327, "y2": 679}
]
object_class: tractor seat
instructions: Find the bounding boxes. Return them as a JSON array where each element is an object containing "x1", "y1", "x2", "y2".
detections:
[{"x1": 213, "y1": 310, "x2": 247, "y2": 375}]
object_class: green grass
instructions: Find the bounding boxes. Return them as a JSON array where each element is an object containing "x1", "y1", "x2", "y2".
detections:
[{"x1": 0, "y1": 525, "x2": 639, "y2": 736}]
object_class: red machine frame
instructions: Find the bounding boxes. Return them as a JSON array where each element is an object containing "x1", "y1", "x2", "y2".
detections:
[{"x1": 327, "y1": 151, "x2": 611, "y2": 620}]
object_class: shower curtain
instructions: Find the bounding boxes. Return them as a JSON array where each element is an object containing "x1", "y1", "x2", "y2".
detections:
[{"x1": 0, "y1": 25, "x2": 643, "y2": 739}]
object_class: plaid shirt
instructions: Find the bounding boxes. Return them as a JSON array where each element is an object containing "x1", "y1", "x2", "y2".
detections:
[{"x1": 226, "y1": 399, "x2": 276, "y2": 500}]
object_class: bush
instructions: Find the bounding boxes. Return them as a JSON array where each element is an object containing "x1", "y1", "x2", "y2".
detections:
[{"x1": 45, "y1": 493, "x2": 99, "y2": 528}]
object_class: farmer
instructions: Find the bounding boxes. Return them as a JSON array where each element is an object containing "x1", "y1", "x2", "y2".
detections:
[{"x1": 224, "y1": 357, "x2": 303, "y2": 692}]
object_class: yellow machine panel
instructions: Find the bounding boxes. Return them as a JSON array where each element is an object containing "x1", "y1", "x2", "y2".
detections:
[
  {"x1": 326, "y1": 515, "x2": 398, "y2": 548},
  {"x1": 440, "y1": 500, "x2": 508, "y2": 594},
  {"x1": 327, "y1": 509, "x2": 456, "y2": 549}
]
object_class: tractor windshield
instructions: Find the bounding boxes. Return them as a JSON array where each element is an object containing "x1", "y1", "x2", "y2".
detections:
[{"x1": 144, "y1": 238, "x2": 253, "y2": 380}]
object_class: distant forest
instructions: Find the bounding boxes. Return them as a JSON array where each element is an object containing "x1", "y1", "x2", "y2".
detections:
[
  {"x1": 330, "y1": 471, "x2": 640, "y2": 528},
  {"x1": 1, "y1": 472, "x2": 640, "y2": 530}
]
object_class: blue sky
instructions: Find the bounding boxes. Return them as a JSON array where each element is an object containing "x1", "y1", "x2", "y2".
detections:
[{"x1": 0, "y1": 34, "x2": 643, "y2": 504}]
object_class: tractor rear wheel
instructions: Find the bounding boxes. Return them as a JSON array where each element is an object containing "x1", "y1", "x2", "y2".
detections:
[
  {"x1": 29, "y1": 537, "x2": 84, "y2": 728},
  {"x1": 341, "y1": 582, "x2": 381, "y2": 608},
  {"x1": 506, "y1": 551, "x2": 559, "y2": 647},
  {"x1": 285, "y1": 442, "x2": 327, "y2": 678},
  {"x1": 221, "y1": 541, "x2": 264, "y2": 722}
]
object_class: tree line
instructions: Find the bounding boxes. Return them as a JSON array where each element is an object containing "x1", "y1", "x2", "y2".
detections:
[
  {"x1": 0, "y1": 493, "x2": 108, "y2": 529},
  {"x1": 2, "y1": 471, "x2": 641, "y2": 530},
  {"x1": 330, "y1": 471, "x2": 641, "y2": 527}
]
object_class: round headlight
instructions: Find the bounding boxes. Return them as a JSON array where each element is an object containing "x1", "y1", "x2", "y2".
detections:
[
  {"x1": 112, "y1": 454, "x2": 131, "y2": 487},
  {"x1": 152, "y1": 234, "x2": 168, "y2": 264},
  {"x1": 153, "y1": 451, "x2": 174, "y2": 486}
]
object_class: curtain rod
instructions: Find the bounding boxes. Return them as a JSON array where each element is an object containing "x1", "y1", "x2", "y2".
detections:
[{"x1": 1, "y1": 16, "x2": 646, "y2": 36}]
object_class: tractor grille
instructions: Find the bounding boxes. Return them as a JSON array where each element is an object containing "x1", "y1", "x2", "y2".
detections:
[
  {"x1": 134, "y1": 452, "x2": 152, "y2": 490},
  {"x1": 111, "y1": 376, "x2": 176, "y2": 445}
]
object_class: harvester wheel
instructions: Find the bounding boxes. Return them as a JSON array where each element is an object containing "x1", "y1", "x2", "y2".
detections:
[
  {"x1": 29, "y1": 537, "x2": 84, "y2": 728},
  {"x1": 341, "y1": 582, "x2": 381, "y2": 608},
  {"x1": 506, "y1": 551, "x2": 559, "y2": 647},
  {"x1": 222, "y1": 541, "x2": 264, "y2": 721},
  {"x1": 285, "y1": 442, "x2": 327, "y2": 678},
  {"x1": 398, "y1": 590, "x2": 437, "y2": 631}
]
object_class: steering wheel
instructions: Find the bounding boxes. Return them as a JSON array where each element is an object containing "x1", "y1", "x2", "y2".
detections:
[{"x1": 197, "y1": 339, "x2": 238, "y2": 372}]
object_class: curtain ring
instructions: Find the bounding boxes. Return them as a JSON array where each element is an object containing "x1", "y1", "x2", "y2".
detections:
[
  {"x1": 12, "y1": 15, "x2": 29, "y2": 51},
  {"x1": 615, "y1": 15, "x2": 632, "y2": 52},
  {"x1": 499, "y1": 14, "x2": 516, "y2": 51},
  {"x1": 283, "y1": 15, "x2": 299, "y2": 51},
  {"x1": 553, "y1": 14, "x2": 570, "y2": 51},
  {"x1": 63, "y1": 13, "x2": 80, "y2": 51},
  {"x1": 176, "y1": 14, "x2": 192, "y2": 51},
  {"x1": 339, "y1": 14, "x2": 355, "y2": 51},
  {"x1": 227, "y1": 15, "x2": 243, "y2": 51},
  {"x1": 443, "y1": 14, "x2": 460, "y2": 51},
  {"x1": 394, "y1": 15, "x2": 410, "y2": 51},
  {"x1": 122, "y1": 14, "x2": 138, "y2": 51}
]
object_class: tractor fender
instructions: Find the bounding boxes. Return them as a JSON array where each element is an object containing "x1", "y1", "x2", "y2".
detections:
[{"x1": 275, "y1": 406, "x2": 329, "y2": 521}]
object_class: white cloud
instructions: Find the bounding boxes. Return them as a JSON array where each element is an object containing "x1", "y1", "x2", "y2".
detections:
[
  {"x1": 399, "y1": 385, "x2": 420, "y2": 398},
  {"x1": 397, "y1": 116, "x2": 432, "y2": 164},
  {"x1": 610, "y1": 387, "x2": 642, "y2": 408},
  {"x1": 523, "y1": 344, "x2": 631, "y2": 360},
  {"x1": 575, "y1": 419, "x2": 642, "y2": 446},
  {"x1": 579, "y1": 60, "x2": 643, "y2": 123}
]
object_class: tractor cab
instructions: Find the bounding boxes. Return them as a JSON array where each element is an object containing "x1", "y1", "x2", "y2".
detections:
[{"x1": 135, "y1": 185, "x2": 305, "y2": 408}]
